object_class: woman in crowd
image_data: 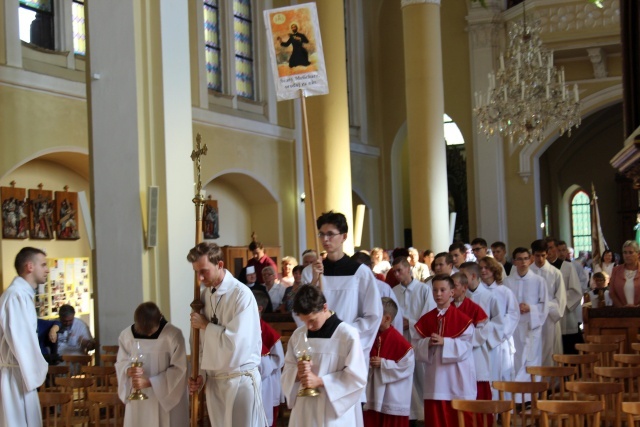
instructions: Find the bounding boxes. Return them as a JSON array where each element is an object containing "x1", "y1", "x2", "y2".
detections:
[
  {"x1": 593, "y1": 249, "x2": 616, "y2": 277},
  {"x1": 609, "y1": 241, "x2": 640, "y2": 307},
  {"x1": 278, "y1": 256, "x2": 297, "y2": 288}
]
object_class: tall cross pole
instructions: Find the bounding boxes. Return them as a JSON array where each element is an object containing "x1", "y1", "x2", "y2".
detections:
[{"x1": 190, "y1": 133, "x2": 207, "y2": 427}]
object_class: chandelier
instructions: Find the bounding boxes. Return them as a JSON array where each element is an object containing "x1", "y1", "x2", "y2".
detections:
[{"x1": 474, "y1": 16, "x2": 581, "y2": 146}]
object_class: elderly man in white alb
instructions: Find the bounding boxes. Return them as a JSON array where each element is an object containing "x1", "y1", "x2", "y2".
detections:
[{"x1": 0, "y1": 247, "x2": 49, "y2": 427}]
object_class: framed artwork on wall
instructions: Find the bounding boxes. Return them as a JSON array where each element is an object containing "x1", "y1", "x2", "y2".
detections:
[
  {"x1": 1, "y1": 182, "x2": 29, "y2": 239},
  {"x1": 55, "y1": 187, "x2": 80, "y2": 240},
  {"x1": 203, "y1": 198, "x2": 220, "y2": 239},
  {"x1": 29, "y1": 185, "x2": 54, "y2": 240}
]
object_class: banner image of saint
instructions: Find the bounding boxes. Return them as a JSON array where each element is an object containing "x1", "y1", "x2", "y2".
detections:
[
  {"x1": 29, "y1": 187, "x2": 54, "y2": 240},
  {"x1": 1, "y1": 185, "x2": 29, "y2": 239},
  {"x1": 203, "y1": 199, "x2": 219, "y2": 239},
  {"x1": 55, "y1": 190, "x2": 80, "y2": 240},
  {"x1": 264, "y1": 3, "x2": 329, "y2": 101}
]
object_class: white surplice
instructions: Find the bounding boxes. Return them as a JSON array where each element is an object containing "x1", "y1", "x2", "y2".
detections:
[
  {"x1": 504, "y1": 270, "x2": 549, "y2": 381},
  {"x1": 558, "y1": 260, "x2": 583, "y2": 335},
  {"x1": 392, "y1": 278, "x2": 436, "y2": 420},
  {"x1": 258, "y1": 339, "x2": 284, "y2": 426},
  {"x1": 0, "y1": 276, "x2": 48, "y2": 427},
  {"x1": 282, "y1": 322, "x2": 368, "y2": 427},
  {"x1": 530, "y1": 261, "x2": 566, "y2": 366},
  {"x1": 482, "y1": 281, "x2": 519, "y2": 399},
  {"x1": 115, "y1": 323, "x2": 189, "y2": 427},
  {"x1": 199, "y1": 269, "x2": 267, "y2": 427}
]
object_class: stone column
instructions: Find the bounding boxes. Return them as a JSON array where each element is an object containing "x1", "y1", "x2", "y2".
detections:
[
  {"x1": 401, "y1": 0, "x2": 450, "y2": 251},
  {"x1": 304, "y1": 0, "x2": 354, "y2": 254}
]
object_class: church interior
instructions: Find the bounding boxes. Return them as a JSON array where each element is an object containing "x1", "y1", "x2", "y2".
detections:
[{"x1": 1, "y1": 0, "x2": 638, "y2": 370}]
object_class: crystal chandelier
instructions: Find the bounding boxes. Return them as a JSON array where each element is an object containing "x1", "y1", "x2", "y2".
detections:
[{"x1": 474, "y1": 16, "x2": 581, "y2": 145}]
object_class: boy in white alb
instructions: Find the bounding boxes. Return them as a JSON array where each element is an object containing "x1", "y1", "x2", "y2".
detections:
[
  {"x1": 413, "y1": 274, "x2": 476, "y2": 427},
  {"x1": 282, "y1": 285, "x2": 368, "y2": 427},
  {"x1": 364, "y1": 297, "x2": 414, "y2": 427}
]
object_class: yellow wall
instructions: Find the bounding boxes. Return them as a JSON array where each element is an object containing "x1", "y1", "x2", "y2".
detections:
[
  {"x1": 1, "y1": 160, "x2": 91, "y2": 289},
  {"x1": 0, "y1": 86, "x2": 88, "y2": 179},
  {"x1": 0, "y1": 2, "x2": 6, "y2": 65},
  {"x1": 351, "y1": 152, "x2": 384, "y2": 249}
]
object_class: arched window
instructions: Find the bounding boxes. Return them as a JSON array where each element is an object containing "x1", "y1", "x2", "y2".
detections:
[{"x1": 571, "y1": 190, "x2": 592, "y2": 253}]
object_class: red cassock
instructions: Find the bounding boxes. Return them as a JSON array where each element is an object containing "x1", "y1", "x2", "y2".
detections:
[
  {"x1": 260, "y1": 319, "x2": 281, "y2": 427},
  {"x1": 415, "y1": 305, "x2": 474, "y2": 427},
  {"x1": 364, "y1": 326, "x2": 412, "y2": 427}
]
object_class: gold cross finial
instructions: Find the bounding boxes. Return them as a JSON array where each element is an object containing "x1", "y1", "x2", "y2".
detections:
[
  {"x1": 38, "y1": 183, "x2": 43, "y2": 190},
  {"x1": 9, "y1": 181, "x2": 15, "y2": 188},
  {"x1": 191, "y1": 134, "x2": 208, "y2": 197},
  {"x1": 63, "y1": 185, "x2": 69, "y2": 192}
]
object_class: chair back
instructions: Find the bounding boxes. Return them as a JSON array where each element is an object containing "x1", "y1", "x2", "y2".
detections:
[
  {"x1": 537, "y1": 400, "x2": 603, "y2": 427},
  {"x1": 631, "y1": 342, "x2": 640, "y2": 354},
  {"x1": 621, "y1": 401, "x2": 640, "y2": 427},
  {"x1": 566, "y1": 381, "x2": 623, "y2": 427},
  {"x1": 87, "y1": 392, "x2": 124, "y2": 426},
  {"x1": 61, "y1": 354, "x2": 93, "y2": 376},
  {"x1": 39, "y1": 391, "x2": 73, "y2": 427},
  {"x1": 40, "y1": 365, "x2": 70, "y2": 391},
  {"x1": 492, "y1": 381, "x2": 548, "y2": 427},
  {"x1": 101, "y1": 354, "x2": 117, "y2": 367},
  {"x1": 585, "y1": 335, "x2": 626, "y2": 354},
  {"x1": 527, "y1": 366, "x2": 576, "y2": 400},
  {"x1": 553, "y1": 353, "x2": 599, "y2": 381},
  {"x1": 451, "y1": 399, "x2": 512, "y2": 427},
  {"x1": 594, "y1": 366, "x2": 640, "y2": 401},
  {"x1": 102, "y1": 345, "x2": 119, "y2": 354},
  {"x1": 81, "y1": 366, "x2": 117, "y2": 392},
  {"x1": 575, "y1": 343, "x2": 618, "y2": 367},
  {"x1": 613, "y1": 353, "x2": 640, "y2": 366},
  {"x1": 55, "y1": 376, "x2": 94, "y2": 425}
]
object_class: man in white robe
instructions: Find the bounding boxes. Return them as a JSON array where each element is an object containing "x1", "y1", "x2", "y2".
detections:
[
  {"x1": 301, "y1": 212, "x2": 381, "y2": 364},
  {"x1": 282, "y1": 285, "x2": 368, "y2": 427},
  {"x1": 391, "y1": 256, "x2": 436, "y2": 423},
  {"x1": 529, "y1": 239, "x2": 566, "y2": 366},
  {"x1": 115, "y1": 302, "x2": 189, "y2": 427},
  {"x1": 0, "y1": 247, "x2": 49, "y2": 427},
  {"x1": 504, "y1": 247, "x2": 549, "y2": 382},
  {"x1": 188, "y1": 242, "x2": 268, "y2": 427},
  {"x1": 553, "y1": 240, "x2": 585, "y2": 354}
]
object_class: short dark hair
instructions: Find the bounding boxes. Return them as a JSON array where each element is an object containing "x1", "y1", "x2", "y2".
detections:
[
  {"x1": 292, "y1": 284, "x2": 326, "y2": 315},
  {"x1": 491, "y1": 241, "x2": 506, "y2": 250},
  {"x1": 187, "y1": 242, "x2": 224, "y2": 264},
  {"x1": 14, "y1": 247, "x2": 46, "y2": 275},
  {"x1": 381, "y1": 297, "x2": 398, "y2": 320},
  {"x1": 512, "y1": 247, "x2": 531, "y2": 259},
  {"x1": 449, "y1": 241, "x2": 466, "y2": 253},
  {"x1": 460, "y1": 261, "x2": 479, "y2": 277},
  {"x1": 248, "y1": 241, "x2": 264, "y2": 252},
  {"x1": 557, "y1": 240, "x2": 567, "y2": 247},
  {"x1": 292, "y1": 265, "x2": 304, "y2": 274},
  {"x1": 351, "y1": 252, "x2": 372, "y2": 268},
  {"x1": 59, "y1": 304, "x2": 75, "y2": 318},
  {"x1": 435, "y1": 252, "x2": 453, "y2": 265},
  {"x1": 544, "y1": 236, "x2": 558, "y2": 246},
  {"x1": 252, "y1": 291, "x2": 270, "y2": 311},
  {"x1": 392, "y1": 256, "x2": 410, "y2": 268},
  {"x1": 316, "y1": 211, "x2": 348, "y2": 234},
  {"x1": 423, "y1": 249, "x2": 434, "y2": 257},
  {"x1": 432, "y1": 274, "x2": 454, "y2": 289},
  {"x1": 134, "y1": 302, "x2": 163, "y2": 336},
  {"x1": 531, "y1": 239, "x2": 548, "y2": 254},
  {"x1": 471, "y1": 238, "x2": 487, "y2": 248}
]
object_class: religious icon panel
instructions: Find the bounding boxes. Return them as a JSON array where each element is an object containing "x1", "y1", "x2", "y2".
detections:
[{"x1": 1, "y1": 185, "x2": 29, "y2": 239}]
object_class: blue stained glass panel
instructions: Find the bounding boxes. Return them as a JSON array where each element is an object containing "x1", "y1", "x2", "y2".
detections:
[
  {"x1": 571, "y1": 191, "x2": 592, "y2": 253},
  {"x1": 235, "y1": 56, "x2": 254, "y2": 99},
  {"x1": 204, "y1": 1, "x2": 221, "y2": 92},
  {"x1": 233, "y1": 0, "x2": 253, "y2": 99}
]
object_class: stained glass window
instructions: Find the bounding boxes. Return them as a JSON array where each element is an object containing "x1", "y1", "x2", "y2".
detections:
[
  {"x1": 204, "y1": 0, "x2": 222, "y2": 92},
  {"x1": 72, "y1": 0, "x2": 86, "y2": 55},
  {"x1": 234, "y1": 0, "x2": 254, "y2": 100},
  {"x1": 571, "y1": 190, "x2": 592, "y2": 253}
]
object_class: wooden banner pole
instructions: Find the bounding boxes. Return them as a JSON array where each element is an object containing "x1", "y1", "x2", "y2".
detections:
[{"x1": 299, "y1": 90, "x2": 323, "y2": 291}]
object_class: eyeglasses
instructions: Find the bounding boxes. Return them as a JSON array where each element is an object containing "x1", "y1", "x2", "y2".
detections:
[{"x1": 318, "y1": 232, "x2": 342, "y2": 239}]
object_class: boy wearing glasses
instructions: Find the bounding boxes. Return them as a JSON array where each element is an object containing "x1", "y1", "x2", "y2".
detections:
[{"x1": 300, "y1": 211, "x2": 381, "y2": 372}]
